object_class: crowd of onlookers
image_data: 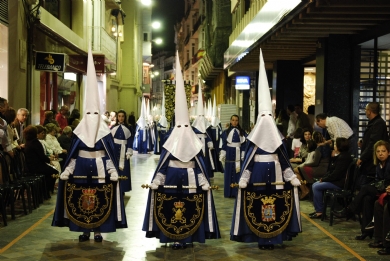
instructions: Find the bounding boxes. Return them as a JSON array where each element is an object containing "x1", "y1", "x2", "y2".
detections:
[
  {"x1": 281, "y1": 102, "x2": 390, "y2": 255},
  {"x1": 1, "y1": 97, "x2": 390, "y2": 254}
]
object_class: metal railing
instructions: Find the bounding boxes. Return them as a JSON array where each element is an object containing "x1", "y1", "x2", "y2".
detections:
[{"x1": 89, "y1": 26, "x2": 117, "y2": 63}]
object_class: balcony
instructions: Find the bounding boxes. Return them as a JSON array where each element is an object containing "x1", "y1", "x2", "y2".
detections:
[
  {"x1": 89, "y1": 26, "x2": 117, "y2": 64},
  {"x1": 184, "y1": 60, "x2": 190, "y2": 71},
  {"x1": 192, "y1": 15, "x2": 205, "y2": 37},
  {"x1": 184, "y1": 33, "x2": 191, "y2": 46}
]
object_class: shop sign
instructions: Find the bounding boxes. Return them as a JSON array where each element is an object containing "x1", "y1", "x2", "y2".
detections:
[
  {"x1": 235, "y1": 76, "x2": 250, "y2": 90},
  {"x1": 93, "y1": 56, "x2": 105, "y2": 73},
  {"x1": 68, "y1": 55, "x2": 87, "y2": 73},
  {"x1": 35, "y1": 52, "x2": 65, "y2": 72}
]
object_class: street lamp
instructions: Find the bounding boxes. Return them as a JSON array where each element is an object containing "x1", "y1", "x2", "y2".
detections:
[
  {"x1": 141, "y1": 0, "x2": 152, "y2": 6},
  {"x1": 153, "y1": 38, "x2": 163, "y2": 45},
  {"x1": 152, "y1": 21, "x2": 161, "y2": 29}
]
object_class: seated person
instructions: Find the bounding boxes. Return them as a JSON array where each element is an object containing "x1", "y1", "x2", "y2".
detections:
[
  {"x1": 334, "y1": 140, "x2": 390, "y2": 241},
  {"x1": 23, "y1": 125, "x2": 59, "y2": 196},
  {"x1": 291, "y1": 128, "x2": 303, "y2": 158},
  {"x1": 308, "y1": 138, "x2": 353, "y2": 219},
  {"x1": 290, "y1": 128, "x2": 313, "y2": 167},
  {"x1": 57, "y1": 126, "x2": 73, "y2": 152},
  {"x1": 295, "y1": 131, "x2": 331, "y2": 184},
  {"x1": 369, "y1": 186, "x2": 390, "y2": 255},
  {"x1": 36, "y1": 125, "x2": 61, "y2": 171},
  {"x1": 45, "y1": 123, "x2": 67, "y2": 158}
]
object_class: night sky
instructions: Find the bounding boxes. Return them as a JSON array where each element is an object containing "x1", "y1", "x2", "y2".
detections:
[{"x1": 151, "y1": 0, "x2": 185, "y2": 52}]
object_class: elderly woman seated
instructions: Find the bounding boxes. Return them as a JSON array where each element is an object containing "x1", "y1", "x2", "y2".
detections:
[{"x1": 294, "y1": 131, "x2": 332, "y2": 199}]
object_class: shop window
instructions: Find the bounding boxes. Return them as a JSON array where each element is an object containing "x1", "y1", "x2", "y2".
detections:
[{"x1": 358, "y1": 35, "x2": 390, "y2": 155}]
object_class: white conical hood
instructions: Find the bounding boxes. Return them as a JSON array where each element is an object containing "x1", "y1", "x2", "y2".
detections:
[
  {"x1": 207, "y1": 99, "x2": 212, "y2": 118},
  {"x1": 159, "y1": 91, "x2": 168, "y2": 127},
  {"x1": 136, "y1": 97, "x2": 147, "y2": 129},
  {"x1": 247, "y1": 49, "x2": 281, "y2": 153},
  {"x1": 211, "y1": 94, "x2": 221, "y2": 127},
  {"x1": 73, "y1": 47, "x2": 110, "y2": 148},
  {"x1": 191, "y1": 79, "x2": 210, "y2": 133},
  {"x1": 163, "y1": 52, "x2": 202, "y2": 162}
]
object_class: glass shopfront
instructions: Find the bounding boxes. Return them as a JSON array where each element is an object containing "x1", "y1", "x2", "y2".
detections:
[{"x1": 0, "y1": 22, "x2": 8, "y2": 99}]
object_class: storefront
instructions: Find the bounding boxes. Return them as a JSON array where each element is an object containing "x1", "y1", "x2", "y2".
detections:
[{"x1": 0, "y1": 0, "x2": 8, "y2": 99}]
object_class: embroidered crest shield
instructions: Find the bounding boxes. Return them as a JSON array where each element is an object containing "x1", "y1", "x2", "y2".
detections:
[
  {"x1": 243, "y1": 188, "x2": 293, "y2": 238},
  {"x1": 64, "y1": 182, "x2": 114, "y2": 229},
  {"x1": 153, "y1": 192, "x2": 205, "y2": 240}
]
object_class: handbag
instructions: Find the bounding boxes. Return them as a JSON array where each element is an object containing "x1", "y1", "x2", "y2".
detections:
[{"x1": 371, "y1": 180, "x2": 385, "y2": 193}]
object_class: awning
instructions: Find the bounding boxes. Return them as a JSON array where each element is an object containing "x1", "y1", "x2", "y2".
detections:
[{"x1": 227, "y1": 0, "x2": 390, "y2": 71}]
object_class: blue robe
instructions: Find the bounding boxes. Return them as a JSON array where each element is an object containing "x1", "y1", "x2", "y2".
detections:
[
  {"x1": 52, "y1": 135, "x2": 127, "y2": 232},
  {"x1": 192, "y1": 127, "x2": 215, "y2": 178},
  {"x1": 142, "y1": 149, "x2": 220, "y2": 243},
  {"x1": 133, "y1": 124, "x2": 150, "y2": 154},
  {"x1": 153, "y1": 122, "x2": 167, "y2": 155},
  {"x1": 210, "y1": 124, "x2": 223, "y2": 173},
  {"x1": 221, "y1": 128, "x2": 247, "y2": 198},
  {"x1": 230, "y1": 143, "x2": 301, "y2": 245},
  {"x1": 111, "y1": 124, "x2": 134, "y2": 192}
]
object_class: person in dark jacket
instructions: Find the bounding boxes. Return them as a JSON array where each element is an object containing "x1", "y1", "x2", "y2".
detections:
[
  {"x1": 357, "y1": 102, "x2": 389, "y2": 186},
  {"x1": 57, "y1": 126, "x2": 73, "y2": 152},
  {"x1": 334, "y1": 140, "x2": 390, "y2": 240},
  {"x1": 23, "y1": 125, "x2": 59, "y2": 196},
  {"x1": 309, "y1": 137, "x2": 353, "y2": 219}
]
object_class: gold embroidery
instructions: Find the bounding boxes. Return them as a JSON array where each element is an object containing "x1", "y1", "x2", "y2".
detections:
[
  {"x1": 64, "y1": 182, "x2": 113, "y2": 229},
  {"x1": 244, "y1": 190, "x2": 293, "y2": 238},
  {"x1": 154, "y1": 192, "x2": 204, "y2": 240}
]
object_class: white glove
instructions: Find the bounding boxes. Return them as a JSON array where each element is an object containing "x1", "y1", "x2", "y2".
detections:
[
  {"x1": 282, "y1": 167, "x2": 296, "y2": 182},
  {"x1": 126, "y1": 148, "x2": 133, "y2": 159},
  {"x1": 219, "y1": 150, "x2": 226, "y2": 162},
  {"x1": 150, "y1": 173, "x2": 166, "y2": 190},
  {"x1": 238, "y1": 169, "x2": 252, "y2": 188},
  {"x1": 197, "y1": 173, "x2": 210, "y2": 191},
  {"x1": 60, "y1": 169, "x2": 71, "y2": 180},
  {"x1": 241, "y1": 151, "x2": 245, "y2": 161},
  {"x1": 207, "y1": 141, "x2": 214, "y2": 150},
  {"x1": 108, "y1": 168, "x2": 119, "y2": 181},
  {"x1": 290, "y1": 177, "x2": 301, "y2": 187}
]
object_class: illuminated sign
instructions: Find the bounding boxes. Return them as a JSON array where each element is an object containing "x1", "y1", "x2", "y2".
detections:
[{"x1": 235, "y1": 76, "x2": 250, "y2": 90}]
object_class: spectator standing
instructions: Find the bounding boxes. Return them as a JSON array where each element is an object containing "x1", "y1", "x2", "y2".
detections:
[
  {"x1": 43, "y1": 111, "x2": 59, "y2": 127},
  {"x1": 55, "y1": 105, "x2": 69, "y2": 130},
  {"x1": 128, "y1": 111, "x2": 136, "y2": 132},
  {"x1": 295, "y1": 104, "x2": 313, "y2": 132},
  {"x1": 286, "y1": 104, "x2": 297, "y2": 158},
  {"x1": 0, "y1": 97, "x2": 9, "y2": 119},
  {"x1": 357, "y1": 102, "x2": 389, "y2": 185},
  {"x1": 315, "y1": 113, "x2": 355, "y2": 156},
  {"x1": 11, "y1": 108, "x2": 29, "y2": 148}
]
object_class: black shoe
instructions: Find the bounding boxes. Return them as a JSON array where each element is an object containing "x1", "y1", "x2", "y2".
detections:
[
  {"x1": 79, "y1": 234, "x2": 90, "y2": 242},
  {"x1": 386, "y1": 232, "x2": 390, "y2": 241},
  {"x1": 365, "y1": 222, "x2": 375, "y2": 230},
  {"x1": 258, "y1": 245, "x2": 267, "y2": 250},
  {"x1": 377, "y1": 248, "x2": 390, "y2": 255},
  {"x1": 266, "y1": 244, "x2": 274, "y2": 250},
  {"x1": 369, "y1": 242, "x2": 383, "y2": 248},
  {"x1": 94, "y1": 235, "x2": 103, "y2": 242},
  {"x1": 172, "y1": 243, "x2": 186, "y2": 250},
  {"x1": 309, "y1": 212, "x2": 317, "y2": 216},
  {"x1": 309, "y1": 213, "x2": 323, "y2": 219},
  {"x1": 355, "y1": 232, "x2": 373, "y2": 240}
]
